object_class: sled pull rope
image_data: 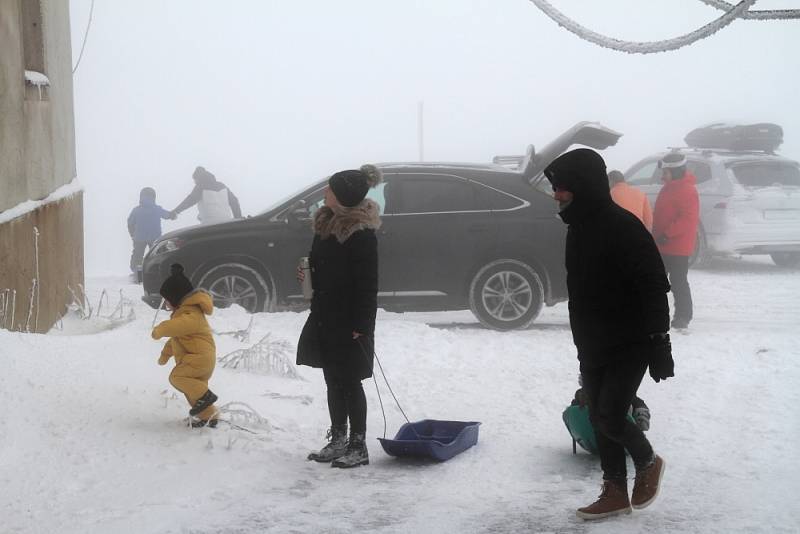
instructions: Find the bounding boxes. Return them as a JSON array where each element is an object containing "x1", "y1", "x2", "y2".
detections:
[{"x1": 357, "y1": 338, "x2": 412, "y2": 440}]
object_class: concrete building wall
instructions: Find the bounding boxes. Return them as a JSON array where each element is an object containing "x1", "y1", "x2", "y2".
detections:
[
  {"x1": 1, "y1": 0, "x2": 77, "y2": 210},
  {"x1": 0, "y1": 1, "x2": 27, "y2": 209},
  {"x1": 0, "y1": 195, "x2": 83, "y2": 332},
  {"x1": 0, "y1": 0, "x2": 82, "y2": 333}
]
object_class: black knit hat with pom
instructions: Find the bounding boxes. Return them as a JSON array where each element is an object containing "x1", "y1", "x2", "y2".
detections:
[
  {"x1": 329, "y1": 164, "x2": 383, "y2": 207},
  {"x1": 159, "y1": 263, "x2": 194, "y2": 306}
]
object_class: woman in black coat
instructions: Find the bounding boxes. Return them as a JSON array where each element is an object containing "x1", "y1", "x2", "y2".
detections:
[{"x1": 297, "y1": 164, "x2": 381, "y2": 468}]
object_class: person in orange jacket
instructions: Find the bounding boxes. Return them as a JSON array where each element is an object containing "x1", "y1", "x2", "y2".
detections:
[
  {"x1": 652, "y1": 153, "x2": 700, "y2": 329},
  {"x1": 608, "y1": 170, "x2": 653, "y2": 231},
  {"x1": 152, "y1": 263, "x2": 219, "y2": 427}
]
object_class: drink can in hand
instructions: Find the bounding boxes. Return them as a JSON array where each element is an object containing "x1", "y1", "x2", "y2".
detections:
[{"x1": 299, "y1": 257, "x2": 313, "y2": 299}]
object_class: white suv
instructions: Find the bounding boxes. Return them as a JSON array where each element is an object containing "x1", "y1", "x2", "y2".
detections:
[{"x1": 625, "y1": 147, "x2": 800, "y2": 268}]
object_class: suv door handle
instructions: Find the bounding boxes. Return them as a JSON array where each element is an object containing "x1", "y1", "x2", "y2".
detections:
[{"x1": 468, "y1": 224, "x2": 491, "y2": 233}]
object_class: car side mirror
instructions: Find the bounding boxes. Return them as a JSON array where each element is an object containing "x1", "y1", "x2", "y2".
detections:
[{"x1": 286, "y1": 199, "x2": 310, "y2": 227}]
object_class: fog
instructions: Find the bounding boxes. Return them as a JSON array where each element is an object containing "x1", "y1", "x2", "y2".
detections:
[{"x1": 68, "y1": 0, "x2": 800, "y2": 275}]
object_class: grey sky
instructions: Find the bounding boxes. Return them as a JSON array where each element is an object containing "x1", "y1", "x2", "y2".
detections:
[{"x1": 68, "y1": 0, "x2": 800, "y2": 275}]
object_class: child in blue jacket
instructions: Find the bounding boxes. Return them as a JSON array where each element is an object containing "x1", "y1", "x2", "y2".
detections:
[{"x1": 127, "y1": 187, "x2": 174, "y2": 280}]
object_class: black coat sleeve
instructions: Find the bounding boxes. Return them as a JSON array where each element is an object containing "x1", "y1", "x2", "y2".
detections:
[
  {"x1": 346, "y1": 230, "x2": 378, "y2": 336},
  {"x1": 614, "y1": 220, "x2": 671, "y2": 336},
  {"x1": 227, "y1": 188, "x2": 242, "y2": 218},
  {"x1": 172, "y1": 185, "x2": 203, "y2": 214}
]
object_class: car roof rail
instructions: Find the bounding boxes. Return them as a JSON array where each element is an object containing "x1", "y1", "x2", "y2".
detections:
[
  {"x1": 664, "y1": 146, "x2": 777, "y2": 158},
  {"x1": 492, "y1": 155, "x2": 525, "y2": 169}
]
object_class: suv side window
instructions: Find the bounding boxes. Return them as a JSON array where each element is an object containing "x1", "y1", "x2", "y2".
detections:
[
  {"x1": 627, "y1": 161, "x2": 659, "y2": 186},
  {"x1": 394, "y1": 175, "x2": 477, "y2": 214},
  {"x1": 308, "y1": 182, "x2": 388, "y2": 215},
  {"x1": 731, "y1": 162, "x2": 800, "y2": 188},
  {"x1": 473, "y1": 182, "x2": 525, "y2": 210},
  {"x1": 687, "y1": 161, "x2": 712, "y2": 184}
]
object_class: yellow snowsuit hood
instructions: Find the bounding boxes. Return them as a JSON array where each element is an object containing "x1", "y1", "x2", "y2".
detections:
[{"x1": 152, "y1": 290, "x2": 215, "y2": 365}]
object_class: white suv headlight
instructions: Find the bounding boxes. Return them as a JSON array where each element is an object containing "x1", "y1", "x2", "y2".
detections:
[{"x1": 150, "y1": 238, "x2": 183, "y2": 257}]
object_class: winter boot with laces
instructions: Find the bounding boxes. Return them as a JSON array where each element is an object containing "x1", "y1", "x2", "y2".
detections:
[
  {"x1": 307, "y1": 425, "x2": 348, "y2": 463},
  {"x1": 576, "y1": 478, "x2": 631, "y2": 520},
  {"x1": 189, "y1": 390, "x2": 218, "y2": 416},
  {"x1": 632, "y1": 454, "x2": 665, "y2": 509},
  {"x1": 331, "y1": 431, "x2": 369, "y2": 468}
]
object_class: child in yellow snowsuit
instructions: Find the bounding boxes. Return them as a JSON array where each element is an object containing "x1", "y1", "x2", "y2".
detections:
[{"x1": 152, "y1": 263, "x2": 219, "y2": 427}]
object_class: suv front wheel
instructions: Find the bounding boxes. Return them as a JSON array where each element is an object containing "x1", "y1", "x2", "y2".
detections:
[
  {"x1": 197, "y1": 263, "x2": 271, "y2": 312},
  {"x1": 469, "y1": 260, "x2": 545, "y2": 330}
]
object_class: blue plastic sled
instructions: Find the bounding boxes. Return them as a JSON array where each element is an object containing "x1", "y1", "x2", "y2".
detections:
[{"x1": 378, "y1": 419, "x2": 481, "y2": 461}]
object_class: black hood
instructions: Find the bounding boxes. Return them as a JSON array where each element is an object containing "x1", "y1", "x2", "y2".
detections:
[{"x1": 543, "y1": 148, "x2": 612, "y2": 224}]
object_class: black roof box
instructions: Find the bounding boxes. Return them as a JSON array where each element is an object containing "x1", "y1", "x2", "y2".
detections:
[{"x1": 684, "y1": 123, "x2": 783, "y2": 152}]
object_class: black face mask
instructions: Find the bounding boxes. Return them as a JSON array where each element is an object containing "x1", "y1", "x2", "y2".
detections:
[{"x1": 558, "y1": 199, "x2": 578, "y2": 224}]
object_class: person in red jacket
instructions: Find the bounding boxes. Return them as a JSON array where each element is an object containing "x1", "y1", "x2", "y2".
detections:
[{"x1": 652, "y1": 153, "x2": 700, "y2": 329}]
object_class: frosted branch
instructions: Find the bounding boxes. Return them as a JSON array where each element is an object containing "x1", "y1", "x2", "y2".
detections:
[{"x1": 528, "y1": 0, "x2": 798, "y2": 54}]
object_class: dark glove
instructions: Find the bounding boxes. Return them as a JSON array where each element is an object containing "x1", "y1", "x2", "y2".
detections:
[
  {"x1": 655, "y1": 234, "x2": 669, "y2": 245},
  {"x1": 646, "y1": 333, "x2": 674, "y2": 383}
]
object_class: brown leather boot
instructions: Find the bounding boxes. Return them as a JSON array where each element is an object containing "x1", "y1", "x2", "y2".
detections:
[
  {"x1": 576, "y1": 478, "x2": 631, "y2": 520},
  {"x1": 632, "y1": 455, "x2": 665, "y2": 509}
]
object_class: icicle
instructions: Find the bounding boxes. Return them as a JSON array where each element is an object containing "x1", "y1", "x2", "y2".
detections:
[
  {"x1": 10, "y1": 289, "x2": 15, "y2": 330},
  {"x1": 33, "y1": 227, "x2": 40, "y2": 332},
  {"x1": 25, "y1": 278, "x2": 37, "y2": 333}
]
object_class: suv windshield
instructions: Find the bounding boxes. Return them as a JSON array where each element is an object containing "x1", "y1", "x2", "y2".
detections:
[{"x1": 731, "y1": 162, "x2": 800, "y2": 188}]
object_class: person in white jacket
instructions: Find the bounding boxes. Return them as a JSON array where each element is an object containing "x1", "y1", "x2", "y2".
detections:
[{"x1": 171, "y1": 166, "x2": 242, "y2": 224}]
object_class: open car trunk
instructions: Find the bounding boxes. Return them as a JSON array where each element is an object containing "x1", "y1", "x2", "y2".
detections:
[{"x1": 522, "y1": 122, "x2": 623, "y2": 186}]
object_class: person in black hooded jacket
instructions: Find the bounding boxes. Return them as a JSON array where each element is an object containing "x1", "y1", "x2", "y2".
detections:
[
  {"x1": 544, "y1": 148, "x2": 674, "y2": 520},
  {"x1": 296, "y1": 164, "x2": 382, "y2": 469}
]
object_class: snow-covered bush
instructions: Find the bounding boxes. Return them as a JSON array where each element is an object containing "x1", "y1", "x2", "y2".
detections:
[{"x1": 218, "y1": 333, "x2": 300, "y2": 379}]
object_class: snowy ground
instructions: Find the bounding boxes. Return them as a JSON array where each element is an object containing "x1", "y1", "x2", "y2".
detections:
[{"x1": 2, "y1": 256, "x2": 799, "y2": 534}]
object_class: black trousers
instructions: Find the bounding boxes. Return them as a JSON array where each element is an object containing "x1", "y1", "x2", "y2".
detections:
[
  {"x1": 323, "y1": 365, "x2": 367, "y2": 434},
  {"x1": 130, "y1": 240, "x2": 153, "y2": 273},
  {"x1": 581, "y1": 355, "x2": 654, "y2": 480},
  {"x1": 662, "y1": 254, "x2": 693, "y2": 324}
]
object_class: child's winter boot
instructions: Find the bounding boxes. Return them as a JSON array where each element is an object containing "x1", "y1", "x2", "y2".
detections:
[
  {"x1": 190, "y1": 417, "x2": 218, "y2": 428},
  {"x1": 307, "y1": 425, "x2": 348, "y2": 462},
  {"x1": 189, "y1": 390, "x2": 218, "y2": 416},
  {"x1": 190, "y1": 405, "x2": 219, "y2": 428},
  {"x1": 631, "y1": 454, "x2": 665, "y2": 509},
  {"x1": 331, "y1": 431, "x2": 369, "y2": 468},
  {"x1": 576, "y1": 478, "x2": 631, "y2": 520}
]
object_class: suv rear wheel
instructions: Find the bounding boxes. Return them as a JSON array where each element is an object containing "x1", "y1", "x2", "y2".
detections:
[
  {"x1": 197, "y1": 263, "x2": 271, "y2": 312},
  {"x1": 770, "y1": 252, "x2": 800, "y2": 268},
  {"x1": 469, "y1": 260, "x2": 544, "y2": 330}
]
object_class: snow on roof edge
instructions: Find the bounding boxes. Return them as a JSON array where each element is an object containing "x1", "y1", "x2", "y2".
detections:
[{"x1": 0, "y1": 179, "x2": 83, "y2": 225}]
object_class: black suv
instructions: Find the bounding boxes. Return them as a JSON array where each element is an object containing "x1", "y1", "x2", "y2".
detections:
[{"x1": 142, "y1": 122, "x2": 621, "y2": 330}]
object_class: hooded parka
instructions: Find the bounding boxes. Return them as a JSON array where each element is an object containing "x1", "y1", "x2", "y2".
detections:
[
  {"x1": 152, "y1": 290, "x2": 217, "y2": 415},
  {"x1": 127, "y1": 189, "x2": 172, "y2": 243},
  {"x1": 544, "y1": 149, "x2": 670, "y2": 368},
  {"x1": 296, "y1": 200, "x2": 380, "y2": 380}
]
